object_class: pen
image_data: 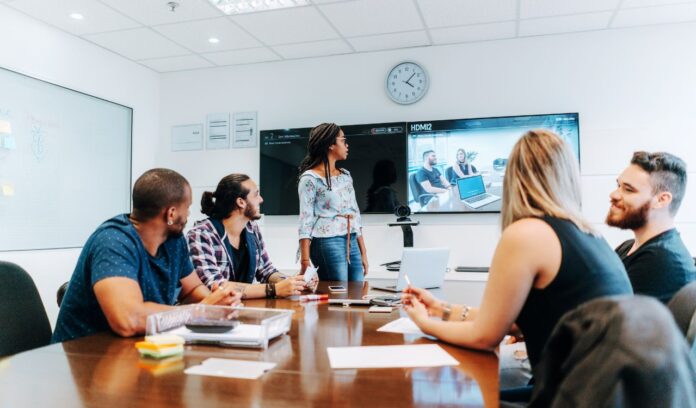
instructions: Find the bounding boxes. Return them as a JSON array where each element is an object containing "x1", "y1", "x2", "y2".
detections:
[
  {"x1": 299, "y1": 294, "x2": 328, "y2": 302},
  {"x1": 404, "y1": 274, "x2": 412, "y2": 286}
]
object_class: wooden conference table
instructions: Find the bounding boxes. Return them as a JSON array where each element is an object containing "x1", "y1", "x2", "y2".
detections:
[{"x1": 0, "y1": 282, "x2": 498, "y2": 407}]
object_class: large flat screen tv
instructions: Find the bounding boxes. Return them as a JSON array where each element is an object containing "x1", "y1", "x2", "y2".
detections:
[
  {"x1": 407, "y1": 113, "x2": 580, "y2": 214},
  {"x1": 259, "y1": 112, "x2": 579, "y2": 216},
  {"x1": 260, "y1": 122, "x2": 409, "y2": 215}
]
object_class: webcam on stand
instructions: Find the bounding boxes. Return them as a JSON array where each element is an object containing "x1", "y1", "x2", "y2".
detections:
[{"x1": 382, "y1": 206, "x2": 420, "y2": 271}]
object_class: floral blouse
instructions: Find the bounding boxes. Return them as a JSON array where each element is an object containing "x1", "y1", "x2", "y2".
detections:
[{"x1": 298, "y1": 169, "x2": 363, "y2": 239}]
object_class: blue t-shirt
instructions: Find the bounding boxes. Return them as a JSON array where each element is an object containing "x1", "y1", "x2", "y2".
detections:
[
  {"x1": 416, "y1": 166, "x2": 446, "y2": 189},
  {"x1": 52, "y1": 214, "x2": 193, "y2": 343}
]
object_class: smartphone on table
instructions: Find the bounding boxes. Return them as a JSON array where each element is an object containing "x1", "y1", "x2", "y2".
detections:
[{"x1": 328, "y1": 285, "x2": 346, "y2": 293}]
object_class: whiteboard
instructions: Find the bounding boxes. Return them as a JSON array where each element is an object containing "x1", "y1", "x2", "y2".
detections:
[{"x1": 0, "y1": 66, "x2": 132, "y2": 251}]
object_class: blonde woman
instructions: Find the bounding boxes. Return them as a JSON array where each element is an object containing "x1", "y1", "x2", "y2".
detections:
[
  {"x1": 452, "y1": 148, "x2": 478, "y2": 179},
  {"x1": 402, "y1": 130, "x2": 632, "y2": 398}
]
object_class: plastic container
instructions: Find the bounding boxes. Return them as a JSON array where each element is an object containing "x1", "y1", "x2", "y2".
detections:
[{"x1": 145, "y1": 304, "x2": 293, "y2": 349}]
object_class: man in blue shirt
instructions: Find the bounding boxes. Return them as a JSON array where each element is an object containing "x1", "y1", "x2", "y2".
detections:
[
  {"x1": 416, "y1": 150, "x2": 451, "y2": 194},
  {"x1": 606, "y1": 151, "x2": 695, "y2": 303},
  {"x1": 53, "y1": 168, "x2": 239, "y2": 343}
]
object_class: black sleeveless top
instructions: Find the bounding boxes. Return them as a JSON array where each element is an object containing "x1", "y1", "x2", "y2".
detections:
[{"x1": 516, "y1": 216, "x2": 632, "y2": 369}]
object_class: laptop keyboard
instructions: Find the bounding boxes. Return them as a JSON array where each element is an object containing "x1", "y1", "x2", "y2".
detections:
[{"x1": 465, "y1": 193, "x2": 492, "y2": 203}]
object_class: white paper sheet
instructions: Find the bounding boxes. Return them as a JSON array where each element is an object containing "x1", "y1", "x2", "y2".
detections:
[
  {"x1": 184, "y1": 358, "x2": 276, "y2": 379},
  {"x1": 377, "y1": 317, "x2": 426, "y2": 335},
  {"x1": 326, "y1": 344, "x2": 459, "y2": 369},
  {"x1": 303, "y1": 265, "x2": 318, "y2": 284}
]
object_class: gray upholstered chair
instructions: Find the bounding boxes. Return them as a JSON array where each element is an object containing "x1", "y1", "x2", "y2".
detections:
[
  {"x1": 667, "y1": 281, "x2": 696, "y2": 346},
  {"x1": 528, "y1": 295, "x2": 696, "y2": 408}
]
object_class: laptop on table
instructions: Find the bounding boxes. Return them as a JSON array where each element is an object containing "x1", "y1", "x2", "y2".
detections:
[
  {"x1": 372, "y1": 247, "x2": 450, "y2": 293},
  {"x1": 456, "y1": 175, "x2": 501, "y2": 209}
]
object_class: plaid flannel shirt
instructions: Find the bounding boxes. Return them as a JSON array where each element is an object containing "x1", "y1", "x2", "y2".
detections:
[{"x1": 186, "y1": 218, "x2": 279, "y2": 289}]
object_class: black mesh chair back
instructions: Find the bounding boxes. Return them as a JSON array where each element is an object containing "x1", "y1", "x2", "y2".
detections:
[
  {"x1": 0, "y1": 261, "x2": 52, "y2": 357},
  {"x1": 667, "y1": 281, "x2": 696, "y2": 346},
  {"x1": 408, "y1": 172, "x2": 434, "y2": 207},
  {"x1": 57, "y1": 282, "x2": 69, "y2": 307},
  {"x1": 445, "y1": 166, "x2": 456, "y2": 185}
]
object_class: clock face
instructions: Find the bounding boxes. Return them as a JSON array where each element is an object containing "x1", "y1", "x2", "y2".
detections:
[{"x1": 386, "y1": 62, "x2": 428, "y2": 105}]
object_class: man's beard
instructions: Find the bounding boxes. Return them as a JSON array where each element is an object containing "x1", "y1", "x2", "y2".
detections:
[
  {"x1": 606, "y1": 199, "x2": 651, "y2": 230},
  {"x1": 244, "y1": 204, "x2": 262, "y2": 221},
  {"x1": 429, "y1": 158, "x2": 437, "y2": 166},
  {"x1": 167, "y1": 215, "x2": 187, "y2": 238}
]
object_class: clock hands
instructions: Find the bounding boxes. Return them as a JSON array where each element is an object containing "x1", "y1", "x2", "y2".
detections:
[{"x1": 403, "y1": 72, "x2": 416, "y2": 88}]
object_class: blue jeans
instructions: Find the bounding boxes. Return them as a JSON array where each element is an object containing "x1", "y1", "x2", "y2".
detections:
[{"x1": 310, "y1": 233, "x2": 364, "y2": 282}]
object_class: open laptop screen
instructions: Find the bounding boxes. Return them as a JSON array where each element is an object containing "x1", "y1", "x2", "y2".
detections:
[{"x1": 457, "y1": 176, "x2": 486, "y2": 200}]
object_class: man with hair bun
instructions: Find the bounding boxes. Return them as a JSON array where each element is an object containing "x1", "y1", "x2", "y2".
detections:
[
  {"x1": 606, "y1": 151, "x2": 696, "y2": 303},
  {"x1": 53, "y1": 168, "x2": 240, "y2": 343},
  {"x1": 188, "y1": 174, "x2": 310, "y2": 299}
]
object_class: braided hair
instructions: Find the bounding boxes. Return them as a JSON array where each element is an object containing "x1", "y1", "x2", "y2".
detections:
[{"x1": 297, "y1": 123, "x2": 342, "y2": 190}]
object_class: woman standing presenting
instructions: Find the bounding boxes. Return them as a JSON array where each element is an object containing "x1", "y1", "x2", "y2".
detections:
[{"x1": 297, "y1": 123, "x2": 368, "y2": 281}]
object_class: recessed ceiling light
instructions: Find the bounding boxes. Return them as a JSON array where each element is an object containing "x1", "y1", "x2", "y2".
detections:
[
  {"x1": 69, "y1": 13, "x2": 84, "y2": 20},
  {"x1": 208, "y1": 37, "x2": 220, "y2": 44},
  {"x1": 208, "y1": 0, "x2": 309, "y2": 15}
]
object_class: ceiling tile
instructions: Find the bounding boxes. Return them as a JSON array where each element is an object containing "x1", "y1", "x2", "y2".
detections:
[
  {"x1": 202, "y1": 47, "x2": 281, "y2": 65},
  {"x1": 84, "y1": 28, "x2": 190, "y2": 60},
  {"x1": 4, "y1": 0, "x2": 140, "y2": 35},
  {"x1": 519, "y1": 12, "x2": 613, "y2": 36},
  {"x1": 623, "y1": 0, "x2": 696, "y2": 8},
  {"x1": 310, "y1": 0, "x2": 351, "y2": 4},
  {"x1": 320, "y1": 0, "x2": 423, "y2": 37},
  {"x1": 348, "y1": 30, "x2": 430, "y2": 52},
  {"x1": 520, "y1": 0, "x2": 621, "y2": 19},
  {"x1": 416, "y1": 0, "x2": 517, "y2": 28},
  {"x1": 273, "y1": 39, "x2": 352, "y2": 58},
  {"x1": 153, "y1": 17, "x2": 261, "y2": 53},
  {"x1": 613, "y1": 3, "x2": 696, "y2": 27},
  {"x1": 231, "y1": 6, "x2": 338, "y2": 45},
  {"x1": 138, "y1": 55, "x2": 214, "y2": 72},
  {"x1": 430, "y1": 22, "x2": 516, "y2": 45},
  {"x1": 100, "y1": 0, "x2": 223, "y2": 26}
]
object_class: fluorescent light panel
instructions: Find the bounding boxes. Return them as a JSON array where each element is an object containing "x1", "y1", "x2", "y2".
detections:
[{"x1": 208, "y1": 0, "x2": 309, "y2": 15}]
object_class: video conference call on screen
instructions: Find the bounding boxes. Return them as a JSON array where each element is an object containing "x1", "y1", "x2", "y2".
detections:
[{"x1": 260, "y1": 112, "x2": 580, "y2": 216}]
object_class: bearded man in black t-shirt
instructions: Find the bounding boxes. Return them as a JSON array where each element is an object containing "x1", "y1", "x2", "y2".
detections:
[{"x1": 606, "y1": 151, "x2": 695, "y2": 303}]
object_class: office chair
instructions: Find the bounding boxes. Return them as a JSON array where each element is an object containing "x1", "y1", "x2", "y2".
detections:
[
  {"x1": 667, "y1": 281, "x2": 696, "y2": 346},
  {"x1": 445, "y1": 166, "x2": 456, "y2": 185},
  {"x1": 57, "y1": 282, "x2": 69, "y2": 307},
  {"x1": 528, "y1": 295, "x2": 696, "y2": 408},
  {"x1": 408, "y1": 173, "x2": 434, "y2": 207},
  {"x1": 0, "y1": 261, "x2": 52, "y2": 357}
]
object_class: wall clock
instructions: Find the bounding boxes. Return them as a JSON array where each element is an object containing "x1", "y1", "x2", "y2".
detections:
[{"x1": 386, "y1": 61, "x2": 429, "y2": 105}]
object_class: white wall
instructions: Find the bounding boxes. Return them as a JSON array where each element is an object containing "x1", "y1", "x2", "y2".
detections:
[
  {"x1": 5, "y1": 10, "x2": 696, "y2": 327},
  {"x1": 157, "y1": 22, "x2": 696, "y2": 283},
  {"x1": 0, "y1": 4, "x2": 161, "y2": 328}
]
